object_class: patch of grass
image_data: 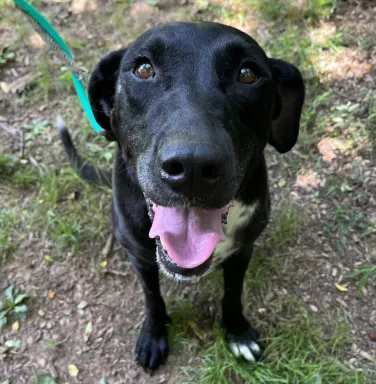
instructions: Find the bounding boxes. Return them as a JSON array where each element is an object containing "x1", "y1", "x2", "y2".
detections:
[
  {"x1": 348, "y1": 265, "x2": 376, "y2": 295},
  {"x1": 182, "y1": 303, "x2": 364, "y2": 384},
  {"x1": 0, "y1": 285, "x2": 29, "y2": 328},
  {"x1": 248, "y1": 0, "x2": 337, "y2": 23},
  {"x1": 0, "y1": 207, "x2": 18, "y2": 264},
  {"x1": 29, "y1": 167, "x2": 111, "y2": 251},
  {"x1": 0, "y1": 154, "x2": 40, "y2": 188},
  {"x1": 268, "y1": 203, "x2": 299, "y2": 252},
  {"x1": 23, "y1": 59, "x2": 74, "y2": 104},
  {"x1": 244, "y1": 203, "x2": 299, "y2": 292},
  {"x1": 300, "y1": 90, "x2": 332, "y2": 151},
  {"x1": 326, "y1": 205, "x2": 374, "y2": 255}
]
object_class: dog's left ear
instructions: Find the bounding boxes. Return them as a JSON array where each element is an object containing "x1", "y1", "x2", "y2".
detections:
[{"x1": 269, "y1": 58, "x2": 305, "y2": 154}]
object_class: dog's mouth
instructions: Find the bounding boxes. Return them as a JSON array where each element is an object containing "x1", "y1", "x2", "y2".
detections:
[{"x1": 146, "y1": 198, "x2": 233, "y2": 282}]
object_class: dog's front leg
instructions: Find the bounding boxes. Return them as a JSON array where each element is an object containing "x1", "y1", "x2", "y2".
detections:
[
  {"x1": 132, "y1": 258, "x2": 170, "y2": 370},
  {"x1": 221, "y1": 249, "x2": 263, "y2": 362}
]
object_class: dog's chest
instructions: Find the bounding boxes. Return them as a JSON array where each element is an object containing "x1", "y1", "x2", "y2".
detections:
[{"x1": 212, "y1": 200, "x2": 258, "y2": 267}]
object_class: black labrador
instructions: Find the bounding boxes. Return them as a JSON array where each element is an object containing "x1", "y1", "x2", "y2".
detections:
[{"x1": 58, "y1": 21, "x2": 304, "y2": 370}]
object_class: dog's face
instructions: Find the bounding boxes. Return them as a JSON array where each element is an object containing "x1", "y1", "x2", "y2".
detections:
[{"x1": 88, "y1": 22, "x2": 304, "y2": 281}]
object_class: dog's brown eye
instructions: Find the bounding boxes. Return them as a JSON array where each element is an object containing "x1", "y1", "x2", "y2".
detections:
[
  {"x1": 238, "y1": 67, "x2": 257, "y2": 84},
  {"x1": 135, "y1": 62, "x2": 155, "y2": 79}
]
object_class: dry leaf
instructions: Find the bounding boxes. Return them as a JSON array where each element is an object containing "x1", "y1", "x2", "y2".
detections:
[
  {"x1": 68, "y1": 364, "x2": 79, "y2": 377},
  {"x1": 278, "y1": 178, "x2": 287, "y2": 188},
  {"x1": 12, "y1": 321, "x2": 20, "y2": 332},
  {"x1": 0, "y1": 82, "x2": 10, "y2": 93},
  {"x1": 99, "y1": 260, "x2": 107, "y2": 268},
  {"x1": 359, "y1": 350, "x2": 374, "y2": 362},
  {"x1": 188, "y1": 320, "x2": 207, "y2": 341},
  {"x1": 318, "y1": 137, "x2": 342, "y2": 162},
  {"x1": 84, "y1": 322, "x2": 93, "y2": 343},
  {"x1": 335, "y1": 284, "x2": 348, "y2": 292},
  {"x1": 295, "y1": 170, "x2": 320, "y2": 190},
  {"x1": 48, "y1": 290, "x2": 56, "y2": 299}
]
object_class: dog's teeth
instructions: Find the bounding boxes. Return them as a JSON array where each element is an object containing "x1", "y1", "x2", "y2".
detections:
[{"x1": 160, "y1": 238, "x2": 166, "y2": 250}]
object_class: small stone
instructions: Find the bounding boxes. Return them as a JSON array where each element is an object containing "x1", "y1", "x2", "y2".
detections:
[
  {"x1": 40, "y1": 321, "x2": 46, "y2": 329},
  {"x1": 38, "y1": 310, "x2": 45, "y2": 317},
  {"x1": 332, "y1": 268, "x2": 338, "y2": 277},
  {"x1": 77, "y1": 301, "x2": 88, "y2": 309},
  {"x1": 128, "y1": 369, "x2": 139, "y2": 379},
  {"x1": 37, "y1": 358, "x2": 46, "y2": 368},
  {"x1": 309, "y1": 304, "x2": 318, "y2": 313},
  {"x1": 46, "y1": 321, "x2": 54, "y2": 330},
  {"x1": 368, "y1": 330, "x2": 376, "y2": 342}
]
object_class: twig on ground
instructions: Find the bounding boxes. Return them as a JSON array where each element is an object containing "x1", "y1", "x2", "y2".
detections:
[
  {"x1": 105, "y1": 269, "x2": 129, "y2": 278},
  {"x1": 101, "y1": 233, "x2": 114, "y2": 259}
]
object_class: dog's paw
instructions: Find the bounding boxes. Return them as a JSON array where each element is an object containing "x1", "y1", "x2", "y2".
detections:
[
  {"x1": 226, "y1": 326, "x2": 263, "y2": 362},
  {"x1": 135, "y1": 318, "x2": 169, "y2": 370}
]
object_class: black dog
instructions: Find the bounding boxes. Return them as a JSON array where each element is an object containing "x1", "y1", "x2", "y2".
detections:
[{"x1": 58, "y1": 22, "x2": 304, "y2": 370}]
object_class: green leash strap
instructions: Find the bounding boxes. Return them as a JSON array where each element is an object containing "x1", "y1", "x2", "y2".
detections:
[{"x1": 14, "y1": 0, "x2": 105, "y2": 134}]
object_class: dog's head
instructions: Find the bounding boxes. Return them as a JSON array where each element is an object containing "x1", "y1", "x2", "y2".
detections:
[{"x1": 88, "y1": 22, "x2": 304, "y2": 281}]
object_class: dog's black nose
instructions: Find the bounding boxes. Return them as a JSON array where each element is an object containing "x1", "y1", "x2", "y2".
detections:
[{"x1": 159, "y1": 143, "x2": 227, "y2": 194}]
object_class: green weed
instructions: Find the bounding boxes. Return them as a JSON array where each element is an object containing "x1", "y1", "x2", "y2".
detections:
[
  {"x1": 348, "y1": 265, "x2": 376, "y2": 295},
  {"x1": 34, "y1": 373, "x2": 56, "y2": 384},
  {"x1": 0, "y1": 285, "x2": 30, "y2": 328}
]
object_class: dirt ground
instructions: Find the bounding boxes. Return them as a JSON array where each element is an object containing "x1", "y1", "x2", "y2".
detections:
[{"x1": 0, "y1": 0, "x2": 375, "y2": 383}]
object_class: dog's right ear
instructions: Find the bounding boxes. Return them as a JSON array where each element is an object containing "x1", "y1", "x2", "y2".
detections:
[{"x1": 88, "y1": 48, "x2": 127, "y2": 138}]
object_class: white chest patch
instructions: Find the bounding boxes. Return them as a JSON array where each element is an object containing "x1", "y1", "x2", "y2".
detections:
[{"x1": 211, "y1": 200, "x2": 259, "y2": 268}]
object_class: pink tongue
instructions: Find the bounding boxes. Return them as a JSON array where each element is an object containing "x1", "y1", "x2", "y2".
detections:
[{"x1": 149, "y1": 205, "x2": 228, "y2": 269}]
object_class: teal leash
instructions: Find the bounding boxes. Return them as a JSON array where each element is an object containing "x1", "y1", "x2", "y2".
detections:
[{"x1": 13, "y1": 0, "x2": 105, "y2": 134}]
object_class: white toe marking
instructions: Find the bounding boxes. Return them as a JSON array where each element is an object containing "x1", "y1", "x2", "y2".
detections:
[
  {"x1": 249, "y1": 341, "x2": 261, "y2": 354},
  {"x1": 239, "y1": 344, "x2": 256, "y2": 362},
  {"x1": 229, "y1": 343, "x2": 240, "y2": 357}
]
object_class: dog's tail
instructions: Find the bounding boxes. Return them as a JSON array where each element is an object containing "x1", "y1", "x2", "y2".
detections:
[{"x1": 56, "y1": 117, "x2": 112, "y2": 188}]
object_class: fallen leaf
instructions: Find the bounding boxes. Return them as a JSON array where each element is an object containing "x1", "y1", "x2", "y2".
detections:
[
  {"x1": 318, "y1": 137, "x2": 342, "y2": 162},
  {"x1": 48, "y1": 290, "x2": 55, "y2": 299},
  {"x1": 335, "y1": 283, "x2": 348, "y2": 292},
  {"x1": 12, "y1": 321, "x2": 19, "y2": 332},
  {"x1": 359, "y1": 350, "x2": 374, "y2": 362},
  {"x1": 5, "y1": 339, "x2": 21, "y2": 349},
  {"x1": 84, "y1": 321, "x2": 93, "y2": 343},
  {"x1": 44, "y1": 255, "x2": 54, "y2": 263},
  {"x1": 258, "y1": 308, "x2": 266, "y2": 314},
  {"x1": 278, "y1": 178, "x2": 287, "y2": 188},
  {"x1": 295, "y1": 169, "x2": 320, "y2": 190},
  {"x1": 99, "y1": 260, "x2": 107, "y2": 269},
  {"x1": 68, "y1": 364, "x2": 79, "y2": 377},
  {"x1": 188, "y1": 320, "x2": 207, "y2": 341},
  {"x1": 0, "y1": 82, "x2": 10, "y2": 93}
]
